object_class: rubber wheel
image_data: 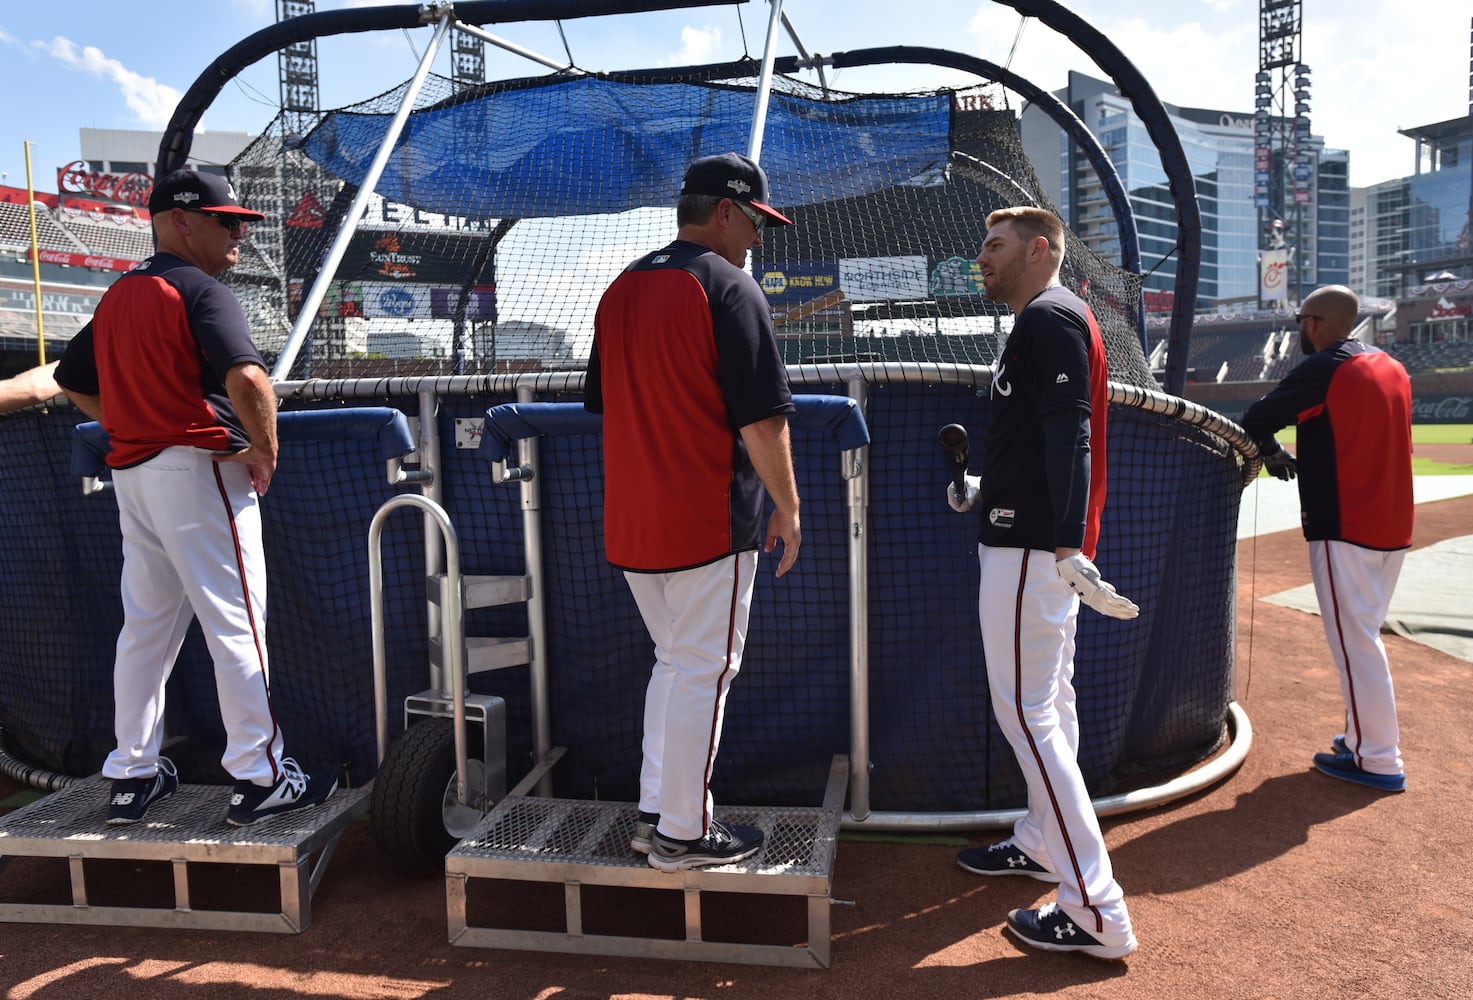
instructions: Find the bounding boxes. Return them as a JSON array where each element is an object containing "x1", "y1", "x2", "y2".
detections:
[{"x1": 371, "y1": 718, "x2": 490, "y2": 874}]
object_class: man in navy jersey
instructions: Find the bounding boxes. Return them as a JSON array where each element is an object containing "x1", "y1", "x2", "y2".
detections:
[
  {"x1": 585, "y1": 153, "x2": 800, "y2": 872},
  {"x1": 1242, "y1": 284, "x2": 1413, "y2": 793},
  {"x1": 56, "y1": 169, "x2": 336, "y2": 827},
  {"x1": 948, "y1": 207, "x2": 1139, "y2": 959}
]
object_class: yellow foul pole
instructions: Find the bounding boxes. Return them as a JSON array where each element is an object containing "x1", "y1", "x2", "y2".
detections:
[{"x1": 24, "y1": 141, "x2": 46, "y2": 367}]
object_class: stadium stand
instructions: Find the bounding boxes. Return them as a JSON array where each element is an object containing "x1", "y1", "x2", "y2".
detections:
[
  {"x1": 0, "y1": 201, "x2": 85, "y2": 254},
  {"x1": 51, "y1": 208, "x2": 152, "y2": 262},
  {"x1": 1386, "y1": 339, "x2": 1473, "y2": 372}
]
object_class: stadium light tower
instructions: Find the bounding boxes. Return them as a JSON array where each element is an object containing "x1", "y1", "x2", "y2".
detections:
[
  {"x1": 1256, "y1": 0, "x2": 1310, "y2": 308},
  {"x1": 452, "y1": 28, "x2": 487, "y2": 91},
  {"x1": 277, "y1": 0, "x2": 321, "y2": 137}
]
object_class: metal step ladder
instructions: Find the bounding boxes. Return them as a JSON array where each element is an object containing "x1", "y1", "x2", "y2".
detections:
[
  {"x1": 445, "y1": 756, "x2": 849, "y2": 968},
  {"x1": 0, "y1": 777, "x2": 368, "y2": 933}
]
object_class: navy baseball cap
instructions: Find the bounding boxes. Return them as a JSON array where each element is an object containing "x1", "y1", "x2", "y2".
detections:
[
  {"x1": 148, "y1": 168, "x2": 265, "y2": 221},
  {"x1": 680, "y1": 152, "x2": 793, "y2": 227}
]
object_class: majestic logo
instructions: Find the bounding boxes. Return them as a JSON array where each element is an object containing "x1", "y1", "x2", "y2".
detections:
[
  {"x1": 172, "y1": 191, "x2": 201, "y2": 205},
  {"x1": 1055, "y1": 372, "x2": 1069, "y2": 384},
  {"x1": 725, "y1": 179, "x2": 752, "y2": 196}
]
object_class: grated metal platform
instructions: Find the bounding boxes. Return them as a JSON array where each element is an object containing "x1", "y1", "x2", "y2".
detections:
[
  {"x1": 0, "y1": 776, "x2": 369, "y2": 932},
  {"x1": 446, "y1": 756, "x2": 848, "y2": 967}
]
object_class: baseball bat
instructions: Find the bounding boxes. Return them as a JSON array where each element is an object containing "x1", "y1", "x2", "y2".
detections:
[{"x1": 937, "y1": 423, "x2": 969, "y2": 496}]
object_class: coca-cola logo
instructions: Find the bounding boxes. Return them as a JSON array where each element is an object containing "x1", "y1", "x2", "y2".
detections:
[
  {"x1": 57, "y1": 160, "x2": 153, "y2": 207},
  {"x1": 1409, "y1": 395, "x2": 1472, "y2": 421}
]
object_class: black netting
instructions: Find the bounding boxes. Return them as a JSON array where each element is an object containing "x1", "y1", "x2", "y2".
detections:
[{"x1": 0, "y1": 66, "x2": 1240, "y2": 811}]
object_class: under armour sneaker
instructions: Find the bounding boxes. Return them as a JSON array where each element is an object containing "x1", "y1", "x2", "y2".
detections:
[
  {"x1": 1006, "y1": 903, "x2": 1138, "y2": 960},
  {"x1": 630, "y1": 810, "x2": 659, "y2": 855},
  {"x1": 956, "y1": 839, "x2": 1061, "y2": 883},
  {"x1": 226, "y1": 757, "x2": 338, "y2": 827},
  {"x1": 1312, "y1": 751, "x2": 1405, "y2": 792},
  {"x1": 106, "y1": 757, "x2": 178, "y2": 826},
  {"x1": 647, "y1": 820, "x2": 764, "y2": 872}
]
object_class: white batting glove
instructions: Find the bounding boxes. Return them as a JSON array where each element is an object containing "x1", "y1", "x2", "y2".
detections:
[
  {"x1": 1056, "y1": 553, "x2": 1140, "y2": 620},
  {"x1": 947, "y1": 474, "x2": 982, "y2": 512}
]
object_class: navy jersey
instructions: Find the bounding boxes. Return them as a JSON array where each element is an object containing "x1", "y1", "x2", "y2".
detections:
[
  {"x1": 977, "y1": 285, "x2": 1109, "y2": 557},
  {"x1": 54, "y1": 253, "x2": 264, "y2": 469},
  {"x1": 1241, "y1": 339, "x2": 1412, "y2": 550},
  {"x1": 585, "y1": 239, "x2": 794, "y2": 573}
]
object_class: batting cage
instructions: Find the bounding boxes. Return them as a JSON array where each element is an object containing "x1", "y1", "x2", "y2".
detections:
[{"x1": 0, "y1": 1, "x2": 1257, "y2": 829}]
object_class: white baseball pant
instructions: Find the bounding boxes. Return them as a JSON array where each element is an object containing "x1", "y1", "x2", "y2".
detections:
[
  {"x1": 1310, "y1": 539, "x2": 1406, "y2": 776},
  {"x1": 104, "y1": 446, "x2": 284, "y2": 784},
  {"x1": 978, "y1": 544, "x2": 1132, "y2": 942},
  {"x1": 626, "y1": 551, "x2": 758, "y2": 842}
]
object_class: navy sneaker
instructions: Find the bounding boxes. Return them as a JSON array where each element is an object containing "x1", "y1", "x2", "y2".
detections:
[
  {"x1": 226, "y1": 757, "x2": 337, "y2": 827},
  {"x1": 1006, "y1": 903, "x2": 1138, "y2": 960},
  {"x1": 106, "y1": 757, "x2": 178, "y2": 826},
  {"x1": 630, "y1": 810, "x2": 659, "y2": 855},
  {"x1": 1313, "y1": 752, "x2": 1405, "y2": 792},
  {"x1": 957, "y1": 839, "x2": 1060, "y2": 883},
  {"x1": 1332, "y1": 735, "x2": 1350, "y2": 755},
  {"x1": 647, "y1": 820, "x2": 763, "y2": 872}
]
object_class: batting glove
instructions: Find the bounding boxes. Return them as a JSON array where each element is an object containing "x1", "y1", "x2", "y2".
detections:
[
  {"x1": 1056, "y1": 553, "x2": 1140, "y2": 620},
  {"x1": 1261, "y1": 443, "x2": 1297, "y2": 481},
  {"x1": 947, "y1": 474, "x2": 982, "y2": 513}
]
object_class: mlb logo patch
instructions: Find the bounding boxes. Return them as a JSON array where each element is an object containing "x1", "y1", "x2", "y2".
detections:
[{"x1": 989, "y1": 507, "x2": 1015, "y2": 528}]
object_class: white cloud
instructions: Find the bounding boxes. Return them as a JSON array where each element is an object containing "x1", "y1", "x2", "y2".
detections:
[
  {"x1": 676, "y1": 25, "x2": 723, "y2": 65},
  {"x1": 34, "y1": 36, "x2": 182, "y2": 128}
]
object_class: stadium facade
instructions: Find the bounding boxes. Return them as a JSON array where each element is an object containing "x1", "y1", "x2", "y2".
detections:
[
  {"x1": 1020, "y1": 71, "x2": 1349, "y2": 313},
  {"x1": 1351, "y1": 113, "x2": 1473, "y2": 349}
]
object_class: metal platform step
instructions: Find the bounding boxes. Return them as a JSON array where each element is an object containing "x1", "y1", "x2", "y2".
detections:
[
  {"x1": 446, "y1": 756, "x2": 848, "y2": 967},
  {"x1": 0, "y1": 776, "x2": 370, "y2": 933}
]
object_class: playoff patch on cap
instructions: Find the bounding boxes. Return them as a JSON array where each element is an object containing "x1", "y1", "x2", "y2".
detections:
[
  {"x1": 147, "y1": 168, "x2": 265, "y2": 221},
  {"x1": 680, "y1": 152, "x2": 793, "y2": 227}
]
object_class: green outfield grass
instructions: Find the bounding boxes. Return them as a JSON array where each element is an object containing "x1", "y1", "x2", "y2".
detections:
[
  {"x1": 1412, "y1": 423, "x2": 1473, "y2": 445},
  {"x1": 1259, "y1": 424, "x2": 1473, "y2": 477}
]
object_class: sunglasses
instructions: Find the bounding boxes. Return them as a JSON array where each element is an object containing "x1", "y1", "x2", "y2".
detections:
[
  {"x1": 185, "y1": 209, "x2": 247, "y2": 237},
  {"x1": 732, "y1": 200, "x2": 766, "y2": 232},
  {"x1": 1294, "y1": 313, "x2": 1321, "y2": 324}
]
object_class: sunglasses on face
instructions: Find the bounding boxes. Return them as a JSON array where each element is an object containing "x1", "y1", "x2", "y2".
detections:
[
  {"x1": 732, "y1": 200, "x2": 766, "y2": 232},
  {"x1": 185, "y1": 209, "x2": 247, "y2": 237}
]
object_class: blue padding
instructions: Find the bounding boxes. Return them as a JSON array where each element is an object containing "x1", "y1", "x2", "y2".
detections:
[
  {"x1": 69, "y1": 422, "x2": 111, "y2": 477},
  {"x1": 790, "y1": 394, "x2": 871, "y2": 451},
  {"x1": 69, "y1": 407, "x2": 416, "y2": 476},
  {"x1": 479, "y1": 394, "x2": 870, "y2": 464}
]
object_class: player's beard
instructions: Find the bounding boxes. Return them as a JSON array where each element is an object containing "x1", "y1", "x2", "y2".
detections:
[{"x1": 1300, "y1": 332, "x2": 1314, "y2": 355}]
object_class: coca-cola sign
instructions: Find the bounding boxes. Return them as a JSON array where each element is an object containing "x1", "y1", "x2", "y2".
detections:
[
  {"x1": 1409, "y1": 395, "x2": 1472, "y2": 422},
  {"x1": 57, "y1": 160, "x2": 153, "y2": 208},
  {"x1": 28, "y1": 247, "x2": 141, "y2": 272}
]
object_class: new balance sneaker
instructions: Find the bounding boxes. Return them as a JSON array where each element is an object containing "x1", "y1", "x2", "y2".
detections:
[
  {"x1": 630, "y1": 810, "x2": 659, "y2": 855},
  {"x1": 956, "y1": 839, "x2": 1061, "y2": 883},
  {"x1": 226, "y1": 757, "x2": 338, "y2": 827},
  {"x1": 1312, "y1": 751, "x2": 1405, "y2": 792},
  {"x1": 1332, "y1": 735, "x2": 1350, "y2": 756},
  {"x1": 1006, "y1": 903, "x2": 1138, "y2": 960},
  {"x1": 106, "y1": 757, "x2": 178, "y2": 826},
  {"x1": 647, "y1": 820, "x2": 763, "y2": 872}
]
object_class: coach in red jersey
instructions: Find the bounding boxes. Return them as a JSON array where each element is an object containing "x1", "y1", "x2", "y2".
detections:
[
  {"x1": 1242, "y1": 284, "x2": 1413, "y2": 793},
  {"x1": 585, "y1": 152, "x2": 800, "y2": 872},
  {"x1": 56, "y1": 168, "x2": 336, "y2": 828},
  {"x1": 948, "y1": 207, "x2": 1139, "y2": 960}
]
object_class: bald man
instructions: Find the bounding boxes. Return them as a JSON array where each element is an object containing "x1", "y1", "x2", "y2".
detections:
[{"x1": 1242, "y1": 284, "x2": 1413, "y2": 792}]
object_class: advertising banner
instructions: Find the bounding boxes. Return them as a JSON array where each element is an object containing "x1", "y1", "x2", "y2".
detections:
[{"x1": 1259, "y1": 248, "x2": 1291, "y2": 305}]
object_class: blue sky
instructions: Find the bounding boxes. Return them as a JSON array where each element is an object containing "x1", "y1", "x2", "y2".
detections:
[{"x1": 1, "y1": 0, "x2": 1468, "y2": 193}]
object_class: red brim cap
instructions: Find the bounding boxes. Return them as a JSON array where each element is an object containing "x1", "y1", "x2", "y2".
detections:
[
  {"x1": 750, "y1": 200, "x2": 793, "y2": 227},
  {"x1": 201, "y1": 204, "x2": 266, "y2": 222}
]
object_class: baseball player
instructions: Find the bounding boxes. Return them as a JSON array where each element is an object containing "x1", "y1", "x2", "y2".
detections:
[
  {"x1": 948, "y1": 207, "x2": 1139, "y2": 959},
  {"x1": 1241, "y1": 284, "x2": 1412, "y2": 792},
  {"x1": 56, "y1": 168, "x2": 336, "y2": 827},
  {"x1": 584, "y1": 152, "x2": 800, "y2": 872}
]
